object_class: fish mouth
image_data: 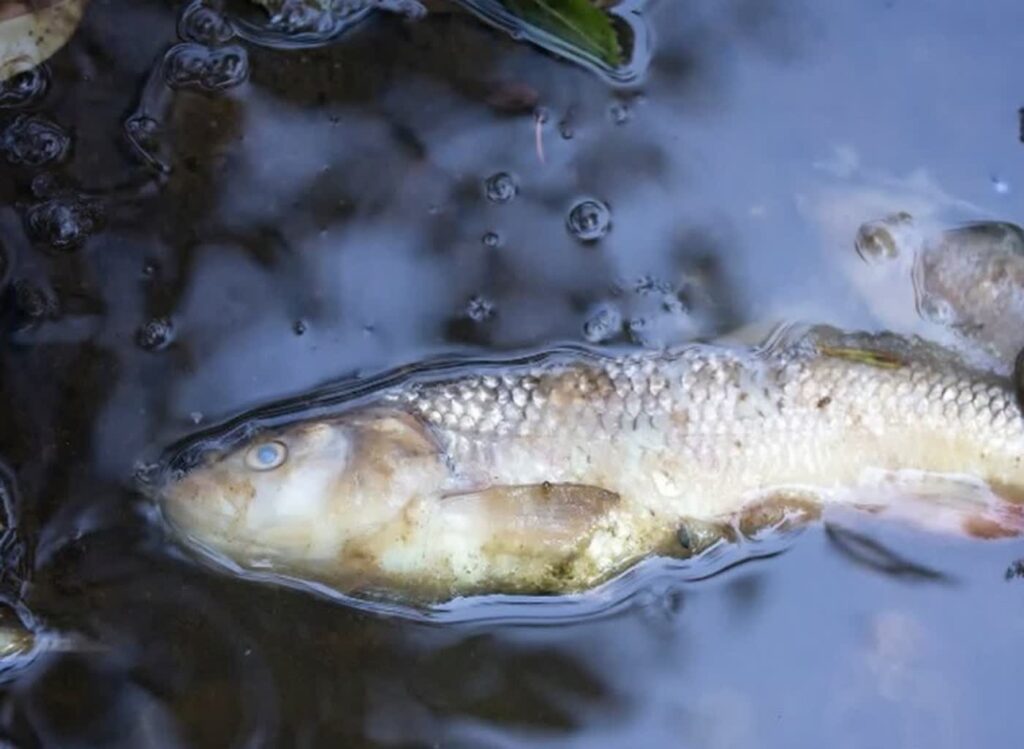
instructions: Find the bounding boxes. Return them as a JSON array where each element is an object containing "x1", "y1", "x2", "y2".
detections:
[{"x1": 158, "y1": 469, "x2": 240, "y2": 540}]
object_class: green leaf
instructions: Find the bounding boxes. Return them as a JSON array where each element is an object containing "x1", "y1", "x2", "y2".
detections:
[{"x1": 502, "y1": 0, "x2": 624, "y2": 68}]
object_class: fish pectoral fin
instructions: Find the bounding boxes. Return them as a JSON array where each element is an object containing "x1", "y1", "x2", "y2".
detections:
[{"x1": 441, "y1": 483, "x2": 619, "y2": 552}]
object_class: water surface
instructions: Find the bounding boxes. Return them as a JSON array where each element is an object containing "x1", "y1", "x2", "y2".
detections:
[{"x1": 1, "y1": 0, "x2": 1023, "y2": 746}]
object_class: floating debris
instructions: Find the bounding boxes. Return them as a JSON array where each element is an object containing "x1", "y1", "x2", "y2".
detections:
[
  {"x1": 0, "y1": 0, "x2": 87, "y2": 83},
  {"x1": 455, "y1": 0, "x2": 651, "y2": 85}
]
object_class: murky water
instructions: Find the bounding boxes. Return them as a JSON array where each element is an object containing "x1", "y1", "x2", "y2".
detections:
[{"x1": 1, "y1": 0, "x2": 1023, "y2": 745}]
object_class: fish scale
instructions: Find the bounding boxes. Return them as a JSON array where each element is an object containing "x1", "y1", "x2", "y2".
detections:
[{"x1": 394, "y1": 329, "x2": 1024, "y2": 514}]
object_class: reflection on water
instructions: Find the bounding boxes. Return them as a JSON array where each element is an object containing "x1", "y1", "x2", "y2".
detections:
[
  {"x1": 824, "y1": 524, "x2": 950, "y2": 584},
  {"x1": 1, "y1": 0, "x2": 1024, "y2": 745}
]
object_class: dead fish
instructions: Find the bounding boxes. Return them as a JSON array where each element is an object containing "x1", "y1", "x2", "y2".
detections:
[
  {"x1": 0, "y1": 1, "x2": 88, "y2": 83},
  {"x1": 159, "y1": 326, "x2": 1024, "y2": 601}
]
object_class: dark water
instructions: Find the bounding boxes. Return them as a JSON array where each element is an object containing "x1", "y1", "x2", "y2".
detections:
[{"x1": 1, "y1": 0, "x2": 1023, "y2": 746}]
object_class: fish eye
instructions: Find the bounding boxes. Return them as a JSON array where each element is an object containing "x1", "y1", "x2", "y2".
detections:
[{"x1": 245, "y1": 440, "x2": 288, "y2": 471}]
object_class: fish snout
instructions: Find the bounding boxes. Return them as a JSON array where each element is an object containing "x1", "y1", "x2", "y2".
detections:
[{"x1": 161, "y1": 469, "x2": 254, "y2": 539}]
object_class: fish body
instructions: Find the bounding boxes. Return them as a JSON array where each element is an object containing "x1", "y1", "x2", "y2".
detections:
[{"x1": 161, "y1": 326, "x2": 1024, "y2": 600}]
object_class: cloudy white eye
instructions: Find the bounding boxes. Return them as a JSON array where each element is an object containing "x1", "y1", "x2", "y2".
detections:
[{"x1": 245, "y1": 440, "x2": 288, "y2": 471}]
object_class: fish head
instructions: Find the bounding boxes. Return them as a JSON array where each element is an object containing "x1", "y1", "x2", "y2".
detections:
[{"x1": 159, "y1": 409, "x2": 450, "y2": 576}]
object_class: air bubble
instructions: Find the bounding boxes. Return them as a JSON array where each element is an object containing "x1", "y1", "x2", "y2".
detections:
[
  {"x1": 918, "y1": 295, "x2": 957, "y2": 326},
  {"x1": 378, "y1": 0, "x2": 428, "y2": 20},
  {"x1": 1, "y1": 114, "x2": 70, "y2": 167},
  {"x1": 466, "y1": 295, "x2": 496, "y2": 322},
  {"x1": 583, "y1": 303, "x2": 622, "y2": 343},
  {"x1": 231, "y1": 0, "x2": 379, "y2": 43},
  {"x1": 163, "y1": 43, "x2": 249, "y2": 91},
  {"x1": 29, "y1": 172, "x2": 58, "y2": 198},
  {"x1": 567, "y1": 199, "x2": 611, "y2": 242},
  {"x1": 0, "y1": 67, "x2": 49, "y2": 108},
  {"x1": 124, "y1": 114, "x2": 170, "y2": 173},
  {"x1": 609, "y1": 101, "x2": 632, "y2": 125},
  {"x1": 136, "y1": 318, "x2": 175, "y2": 351},
  {"x1": 482, "y1": 231, "x2": 501, "y2": 248},
  {"x1": 610, "y1": 274, "x2": 703, "y2": 349},
  {"x1": 662, "y1": 295, "x2": 685, "y2": 314},
  {"x1": 854, "y1": 213, "x2": 913, "y2": 263},
  {"x1": 484, "y1": 172, "x2": 518, "y2": 203},
  {"x1": 647, "y1": 586, "x2": 685, "y2": 623},
  {"x1": 634, "y1": 276, "x2": 669, "y2": 295},
  {"x1": 12, "y1": 280, "x2": 58, "y2": 324},
  {"x1": 133, "y1": 461, "x2": 163, "y2": 487},
  {"x1": 25, "y1": 197, "x2": 102, "y2": 252},
  {"x1": 125, "y1": 115, "x2": 161, "y2": 152},
  {"x1": 179, "y1": 3, "x2": 235, "y2": 45},
  {"x1": 626, "y1": 317, "x2": 648, "y2": 338},
  {"x1": 266, "y1": 0, "x2": 340, "y2": 34}
]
